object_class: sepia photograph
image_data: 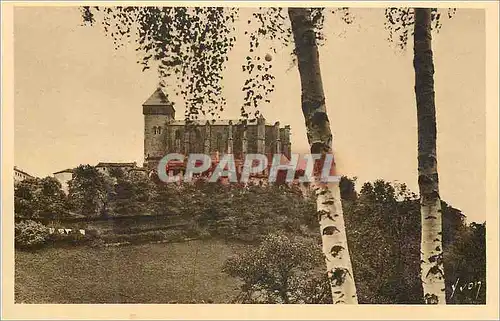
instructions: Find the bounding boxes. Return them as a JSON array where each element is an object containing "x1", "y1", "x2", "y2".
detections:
[{"x1": 2, "y1": 1, "x2": 499, "y2": 320}]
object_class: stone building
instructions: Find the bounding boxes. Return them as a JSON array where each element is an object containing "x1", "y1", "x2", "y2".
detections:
[
  {"x1": 14, "y1": 166, "x2": 34, "y2": 183},
  {"x1": 143, "y1": 88, "x2": 292, "y2": 170},
  {"x1": 53, "y1": 168, "x2": 74, "y2": 194}
]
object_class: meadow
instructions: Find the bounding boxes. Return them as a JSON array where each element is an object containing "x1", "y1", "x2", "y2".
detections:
[{"x1": 15, "y1": 240, "x2": 248, "y2": 304}]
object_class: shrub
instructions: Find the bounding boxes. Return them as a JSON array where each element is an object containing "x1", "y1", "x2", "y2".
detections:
[
  {"x1": 222, "y1": 234, "x2": 325, "y2": 304},
  {"x1": 15, "y1": 220, "x2": 49, "y2": 249}
]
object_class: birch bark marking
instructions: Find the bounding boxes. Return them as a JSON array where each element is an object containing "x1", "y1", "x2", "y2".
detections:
[
  {"x1": 288, "y1": 7, "x2": 358, "y2": 304},
  {"x1": 414, "y1": 8, "x2": 446, "y2": 305}
]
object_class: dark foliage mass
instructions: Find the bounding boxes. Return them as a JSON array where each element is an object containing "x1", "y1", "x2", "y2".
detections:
[
  {"x1": 14, "y1": 177, "x2": 70, "y2": 221},
  {"x1": 15, "y1": 169, "x2": 485, "y2": 304},
  {"x1": 220, "y1": 178, "x2": 485, "y2": 304},
  {"x1": 223, "y1": 234, "x2": 329, "y2": 304},
  {"x1": 342, "y1": 179, "x2": 485, "y2": 304}
]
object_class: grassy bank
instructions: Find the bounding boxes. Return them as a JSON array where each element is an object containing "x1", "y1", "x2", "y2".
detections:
[{"x1": 15, "y1": 240, "x2": 249, "y2": 303}]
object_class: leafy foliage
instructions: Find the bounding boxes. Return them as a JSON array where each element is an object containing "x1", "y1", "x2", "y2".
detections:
[
  {"x1": 343, "y1": 178, "x2": 483, "y2": 304},
  {"x1": 240, "y1": 8, "x2": 288, "y2": 122},
  {"x1": 345, "y1": 179, "x2": 423, "y2": 303},
  {"x1": 81, "y1": 6, "x2": 355, "y2": 124},
  {"x1": 68, "y1": 165, "x2": 114, "y2": 217},
  {"x1": 384, "y1": 7, "x2": 457, "y2": 50},
  {"x1": 14, "y1": 177, "x2": 69, "y2": 221},
  {"x1": 223, "y1": 234, "x2": 329, "y2": 303},
  {"x1": 189, "y1": 181, "x2": 316, "y2": 242},
  {"x1": 445, "y1": 222, "x2": 486, "y2": 304},
  {"x1": 15, "y1": 220, "x2": 49, "y2": 249},
  {"x1": 14, "y1": 171, "x2": 485, "y2": 304},
  {"x1": 222, "y1": 177, "x2": 485, "y2": 304},
  {"x1": 111, "y1": 172, "x2": 157, "y2": 216},
  {"x1": 81, "y1": 6, "x2": 237, "y2": 122},
  {"x1": 240, "y1": 7, "x2": 354, "y2": 123}
]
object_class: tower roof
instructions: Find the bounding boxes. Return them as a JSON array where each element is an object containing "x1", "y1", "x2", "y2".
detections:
[
  {"x1": 142, "y1": 87, "x2": 176, "y2": 116},
  {"x1": 142, "y1": 87, "x2": 173, "y2": 106}
]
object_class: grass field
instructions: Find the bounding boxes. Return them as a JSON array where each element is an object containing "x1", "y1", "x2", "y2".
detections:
[{"x1": 15, "y1": 240, "x2": 249, "y2": 303}]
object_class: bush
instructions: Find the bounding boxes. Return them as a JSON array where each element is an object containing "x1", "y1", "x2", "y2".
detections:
[
  {"x1": 222, "y1": 234, "x2": 325, "y2": 304},
  {"x1": 15, "y1": 177, "x2": 70, "y2": 221},
  {"x1": 15, "y1": 220, "x2": 49, "y2": 249}
]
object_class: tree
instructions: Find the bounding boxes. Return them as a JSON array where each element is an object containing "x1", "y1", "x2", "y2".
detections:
[
  {"x1": 339, "y1": 176, "x2": 357, "y2": 201},
  {"x1": 112, "y1": 173, "x2": 157, "y2": 216},
  {"x1": 445, "y1": 222, "x2": 486, "y2": 304},
  {"x1": 345, "y1": 179, "x2": 420, "y2": 303},
  {"x1": 222, "y1": 234, "x2": 329, "y2": 304},
  {"x1": 288, "y1": 8, "x2": 357, "y2": 304},
  {"x1": 384, "y1": 7, "x2": 456, "y2": 304},
  {"x1": 14, "y1": 177, "x2": 69, "y2": 222},
  {"x1": 68, "y1": 165, "x2": 114, "y2": 217},
  {"x1": 220, "y1": 177, "x2": 484, "y2": 304},
  {"x1": 341, "y1": 178, "x2": 481, "y2": 304},
  {"x1": 413, "y1": 8, "x2": 445, "y2": 305},
  {"x1": 81, "y1": 6, "x2": 359, "y2": 303}
]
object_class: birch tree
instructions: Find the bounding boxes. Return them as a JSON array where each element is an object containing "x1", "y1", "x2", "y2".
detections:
[
  {"x1": 288, "y1": 8, "x2": 357, "y2": 304},
  {"x1": 81, "y1": 5, "x2": 358, "y2": 303},
  {"x1": 385, "y1": 7, "x2": 456, "y2": 304}
]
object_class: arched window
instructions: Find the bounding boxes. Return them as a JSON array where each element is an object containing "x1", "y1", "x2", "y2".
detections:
[
  {"x1": 153, "y1": 126, "x2": 158, "y2": 135},
  {"x1": 157, "y1": 127, "x2": 162, "y2": 135},
  {"x1": 190, "y1": 129, "x2": 202, "y2": 153}
]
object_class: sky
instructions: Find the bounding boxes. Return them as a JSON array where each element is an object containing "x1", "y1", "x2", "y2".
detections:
[{"x1": 14, "y1": 7, "x2": 486, "y2": 223}]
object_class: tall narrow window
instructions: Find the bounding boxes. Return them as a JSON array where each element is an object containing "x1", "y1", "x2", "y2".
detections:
[
  {"x1": 174, "y1": 130, "x2": 181, "y2": 152},
  {"x1": 216, "y1": 133, "x2": 223, "y2": 152},
  {"x1": 190, "y1": 129, "x2": 202, "y2": 153},
  {"x1": 157, "y1": 127, "x2": 162, "y2": 135}
]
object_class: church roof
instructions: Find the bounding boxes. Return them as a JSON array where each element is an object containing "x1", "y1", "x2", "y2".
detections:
[
  {"x1": 142, "y1": 87, "x2": 173, "y2": 106},
  {"x1": 96, "y1": 162, "x2": 137, "y2": 168},
  {"x1": 168, "y1": 119, "x2": 280, "y2": 127}
]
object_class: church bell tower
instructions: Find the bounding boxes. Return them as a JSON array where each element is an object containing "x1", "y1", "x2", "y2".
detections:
[{"x1": 143, "y1": 87, "x2": 175, "y2": 169}]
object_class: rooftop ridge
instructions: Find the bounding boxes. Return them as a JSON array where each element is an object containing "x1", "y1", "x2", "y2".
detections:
[
  {"x1": 142, "y1": 87, "x2": 173, "y2": 106},
  {"x1": 169, "y1": 119, "x2": 289, "y2": 127}
]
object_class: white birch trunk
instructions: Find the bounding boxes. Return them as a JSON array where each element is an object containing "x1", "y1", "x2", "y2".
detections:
[
  {"x1": 314, "y1": 179, "x2": 358, "y2": 304},
  {"x1": 414, "y1": 8, "x2": 446, "y2": 304},
  {"x1": 420, "y1": 196, "x2": 445, "y2": 304},
  {"x1": 288, "y1": 7, "x2": 358, "y2": 304}
]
